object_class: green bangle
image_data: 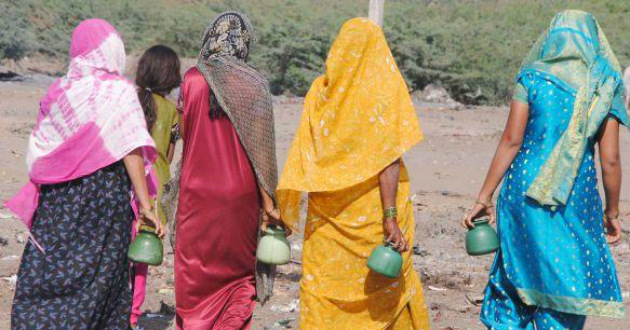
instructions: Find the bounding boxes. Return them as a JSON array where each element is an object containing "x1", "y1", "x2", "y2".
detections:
[{"x1": 383, "y1": 207, "x2": 398, "y2": 218}]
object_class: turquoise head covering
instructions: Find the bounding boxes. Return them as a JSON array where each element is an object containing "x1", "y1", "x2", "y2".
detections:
[{"x1": 522, "y1": 10, "x2": 626, "y2": 206}]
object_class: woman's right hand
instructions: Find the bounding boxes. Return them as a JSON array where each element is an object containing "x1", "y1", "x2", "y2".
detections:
[
  {"x1": 604, "y1": 214, "x2": 622, "y2": 245},
  {"x1": 263, "y1": 208, "x2": 292, "y2": 237},
  {"x1": 138, "y1": 206, "x2": 165, "y2": 238},
  {"x1": 384, "y1": 218, "x2": 409, "y2": 252},
  {"x1": 462, "y1": 200, "x2": 495, "y2": 229}
]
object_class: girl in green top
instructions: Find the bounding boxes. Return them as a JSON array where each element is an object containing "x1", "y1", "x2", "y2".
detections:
[
  {"x1": 131, "y1": 45, "x2": 182, "y2": 329},
  {"x1": 136, "y1": 45, "x2": 182, "y2": 225}
]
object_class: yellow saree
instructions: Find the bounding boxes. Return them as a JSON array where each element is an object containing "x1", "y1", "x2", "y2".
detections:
[{"x1": 277, "y1": 18, "x2": 430, "y2": 330}]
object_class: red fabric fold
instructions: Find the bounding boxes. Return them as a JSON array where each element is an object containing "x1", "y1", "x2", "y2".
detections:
[{"x1": 175, "y1": 67, "x2": 259, "y2": 330}]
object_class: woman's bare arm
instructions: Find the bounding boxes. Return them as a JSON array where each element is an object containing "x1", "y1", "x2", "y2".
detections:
[
  {"x1": 123, "y1": 148, "x2": 164, "y2": 237},
  {"x1": 597, "y1": 117, "x2": 622, "y2": 244},
  {"x1": 259, "y1": 184, "x2": 276, "y2": 216},
  {"x1": 167, "y1": 142, "x2": 176, "y2": 164},
  {"x1": 258, "y1": 183, "x2": 290, "y2": 234},
  {"x1": 178, "y1": 113, "x2": 184, "y2": 139},
  {"x1": 463, "y1": 100, "x2": 529, "y2": 228},
  {"x1": 379, "y1": 158, "x2": 408, "y2": 252}
]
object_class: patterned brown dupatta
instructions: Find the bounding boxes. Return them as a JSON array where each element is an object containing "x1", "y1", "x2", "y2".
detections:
[{"x1": 162, "y1": 11, "x2": 278, "y2": 304}]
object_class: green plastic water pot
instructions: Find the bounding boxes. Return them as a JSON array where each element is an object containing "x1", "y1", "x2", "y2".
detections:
[
  {"x1": 256, "y1": 225, "x2": 291, "y2": 265},
  {"x1": 367, "y1": 242, "x2": 403, "y2": 278},
  {"x1": 465, "y1": 218, "x2": 499, "y2": 256},
  {"x1": 128, "y1": 230, "x2": 163, "y2": 266}
]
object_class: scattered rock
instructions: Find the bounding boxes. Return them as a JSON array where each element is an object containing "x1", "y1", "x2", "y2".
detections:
[
  {"x1": 290, "y1": 242, "x2": 302, "y2": 251},
  {"x1": 158, "y1": 301, "x2": 175, "y2": 315},
  {"x1": 270, "y1": 299, "x2": 299, "y2": 313},
  {"x1": 615, "y1": 243, "x2": 630, "y2": 256},
  {"x1": 412, "y1": 84, "x2": 463, "y2": 110},
  {"x1": 457, "y1": 305, "x2": 471, "y2": 313},
  {"x1": 413, "y1": 245, "x2": 429, "y2": 257},
  {"x1": 16, "y1": 235, "x2": 24, "y2": 244},
  {"x1": 0, "y1": 211, "x2": 13, "y2": 220},
  {"x1": 432, "y1": 310, "x2": 443, "y2": 322},
  {"x1": 158, "y1": 288, "x2": 173, "y2": 294},
  {"x1": 10, "y1": 123, "x2": 33, "y2": 138},
  {"x1": 0, "y1": 71, "x2": 23, "y2": 82},
  {"x1": 465, "y1": 293, "x2": 484, "y2": 306},
  {"x1": 274, "y1": 317, "x2": 295, "y2": 329}
]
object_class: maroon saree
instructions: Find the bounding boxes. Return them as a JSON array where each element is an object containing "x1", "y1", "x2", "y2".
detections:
[{"x1": 175, "y1": 67, "x2": 259, "y2": 330}]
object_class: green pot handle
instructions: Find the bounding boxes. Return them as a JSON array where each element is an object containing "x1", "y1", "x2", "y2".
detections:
[
  {"x1": 471, "y1": 217, "x2": 491, "y2": 226},
  {"x1": 265, "y1": 224, "x2": 286, "y2": 235}
]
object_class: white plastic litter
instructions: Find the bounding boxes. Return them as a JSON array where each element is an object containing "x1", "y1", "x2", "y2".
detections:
[
  {"x1": 1, "y1": 275, "x2": 17, "y2": 285},
  {"x1": 428, "y1": 285, "x2": 448, "y2": 291}
]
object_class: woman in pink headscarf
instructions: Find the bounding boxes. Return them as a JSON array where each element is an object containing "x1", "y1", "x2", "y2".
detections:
[{"x1": 5, "y1": 19, "x2": 164, "y2": 330}]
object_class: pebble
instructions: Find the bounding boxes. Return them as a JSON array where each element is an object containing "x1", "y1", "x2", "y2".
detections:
[
  {"x1": 458, "y1": 305, "x2": 472, "y2": 313},
  {"x1": 615, "y1": 243, "x2": 630, "y2": 256},
  {"x1": 413, "y1": 245, "x2": 429, "y2": 257},
  {"x1": 16, "y1": 235, "x2": 24, "y2": 244},
  {"x1": 274, "y1": 318, "x2": 295, "y2": 329},
  {"x1": 0, "y1": 211, "x2": 13, "y2": 220},
  {"x1": 466, "y1": 293, "x2": 484, "y2": 306},
  {"x1": 270, "y1": 299, "x2": 299, "y2": 313},
  {"x1": 290, "y1": 242, "x2": 302, "y2": 251}
]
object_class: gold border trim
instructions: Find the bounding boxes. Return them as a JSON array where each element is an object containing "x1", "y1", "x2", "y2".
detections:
[{"x1": 517, "y1": 288, "x2": 625, "y2": 318}]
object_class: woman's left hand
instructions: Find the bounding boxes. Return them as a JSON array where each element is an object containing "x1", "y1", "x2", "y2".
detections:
[
  {"x1": 384, "y1": 218, "x2": 409, "y2": 252},
  {"x1": 604, "y1": 216, "x2": 622, "y2": 245}
]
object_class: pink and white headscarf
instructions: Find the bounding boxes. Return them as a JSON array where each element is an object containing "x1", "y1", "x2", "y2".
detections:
[{"x1": 5, "y1": 19, "x2": 156, "y2": 228}]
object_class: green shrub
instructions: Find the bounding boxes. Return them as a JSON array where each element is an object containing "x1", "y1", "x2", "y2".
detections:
[
  {"x1": 4, "y1": 0, "x2": 630, "y2": 104},
  {"x1": 0, "y1": 0, "x2": 35, "y2": 62}
]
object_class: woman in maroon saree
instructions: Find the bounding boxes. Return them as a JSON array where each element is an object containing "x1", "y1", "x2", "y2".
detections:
[{"x1": 174, "y1": 12, "x2": 281, "y2": 330}]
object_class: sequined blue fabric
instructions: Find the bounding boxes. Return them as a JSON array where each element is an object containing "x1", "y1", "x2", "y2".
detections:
[{"x1": 481, "y1": 71, "x2": 626, "y2": 327}]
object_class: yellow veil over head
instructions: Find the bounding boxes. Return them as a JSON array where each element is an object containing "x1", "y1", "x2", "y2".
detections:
[{"x1": 277, "y1": 18, "x2": 423, "y2": 230}]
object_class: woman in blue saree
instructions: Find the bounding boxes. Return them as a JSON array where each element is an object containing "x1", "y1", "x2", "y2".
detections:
[{"x1": 463, "y1": 10, "x2": 627, "y2": 330}]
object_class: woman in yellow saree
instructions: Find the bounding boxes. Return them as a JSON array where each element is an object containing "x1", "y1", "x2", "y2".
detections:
[{"x1": 277, "y1": 18, "x2": 430, "y2": 330}]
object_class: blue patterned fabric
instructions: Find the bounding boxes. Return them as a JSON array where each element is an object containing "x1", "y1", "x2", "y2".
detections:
[
  {"x1": 11, "y1": 162, "x2": 133, "y2": 330},
  {"x1": 515, "y1": 10, "x2": 627, "y2": 207},
  {"x1": 482, "y1": 70, "x2": 625, "y2": 326},
  {"x1": 482, "y1": 252, "x2": 586, "y2": 330}
]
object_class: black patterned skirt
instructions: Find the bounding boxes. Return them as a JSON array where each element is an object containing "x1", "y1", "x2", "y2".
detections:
[{"x1": 11, "y1": 162, "x2": 133, "y2": 330}]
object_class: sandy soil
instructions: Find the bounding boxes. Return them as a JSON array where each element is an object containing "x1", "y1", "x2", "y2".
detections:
[{"x1": 0, "y1": 73, "x2": 629, "y2": 330}]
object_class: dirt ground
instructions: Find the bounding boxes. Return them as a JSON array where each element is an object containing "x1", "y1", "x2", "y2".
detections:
[{"x1": 0, "y1": 70, "x2": 629, "y2": 330}]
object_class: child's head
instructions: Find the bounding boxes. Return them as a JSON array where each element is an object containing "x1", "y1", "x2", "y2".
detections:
[{"x1": 136, "y1": 45, "x2": 181, "y2": 131}]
